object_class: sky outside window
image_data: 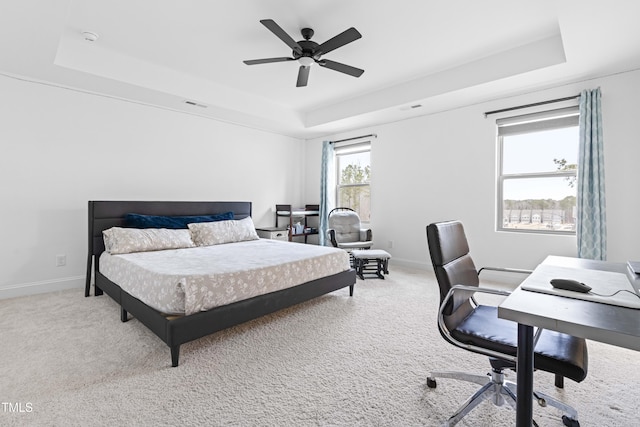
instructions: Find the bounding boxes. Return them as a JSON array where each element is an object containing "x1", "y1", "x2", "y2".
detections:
[
  {"x1": 503, "y1": 126, "x2": 578, "y2": 200},
  {"x1": 503, "y1": 127, "x2": 578, "y2": 174}
]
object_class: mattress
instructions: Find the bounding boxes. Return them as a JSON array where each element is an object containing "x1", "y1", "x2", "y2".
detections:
[{"x1": 99, "y1": 239, "x2": 350, "y2": 315}]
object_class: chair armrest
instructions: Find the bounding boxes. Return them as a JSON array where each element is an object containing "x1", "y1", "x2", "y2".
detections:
[
  {"x1": 441, "y1": 285, "x2": 512, "y2": 320},
  {"x1": 478, "y1": 266, "x2": 533, "y2": 275},
  {"x1": 438, "y1": 284, "x2": 516, "y2": 363},
  {"x1": 359, "y1": 228, "x2": 372, "y2": 241},
  {"x1": 327, "y1": 229, "x2": 338, "y2": 247},
  {"x1": 446, "y1": 284, "x2": 512, "y2": 298}
]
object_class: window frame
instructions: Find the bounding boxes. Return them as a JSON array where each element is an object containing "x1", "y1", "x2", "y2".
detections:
[
  {"x1": 334, "y1": 141, "x2": 371, "y2": 223},
  {"x1": 496, "y1": 107, "x2": 579, "y2": 235}
]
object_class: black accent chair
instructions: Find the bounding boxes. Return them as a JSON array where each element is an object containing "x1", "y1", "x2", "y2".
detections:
[{"x1": 426, "y1": 220, "x2": 587, "y2": 427}]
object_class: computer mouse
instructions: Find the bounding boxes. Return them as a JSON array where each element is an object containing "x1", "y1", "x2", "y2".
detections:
[{"x1": 550, "y1": 278, "x2": 592, "y2": 293}]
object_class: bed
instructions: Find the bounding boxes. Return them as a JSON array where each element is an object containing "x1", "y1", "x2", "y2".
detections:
[{"x1": 85, "y1": 201, "x2": 356, "y2": 366}]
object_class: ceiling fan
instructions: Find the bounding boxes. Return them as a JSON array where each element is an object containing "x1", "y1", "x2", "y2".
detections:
[{"x1": 243, "y1": 19, "x2": 364, "y2": 87}]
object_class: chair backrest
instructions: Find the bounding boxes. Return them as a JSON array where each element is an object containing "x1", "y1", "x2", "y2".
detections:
[
  {"x1": 328, "y1": 208, "x2": 362, "y2": 243},
  {"x1": 426, "y1": 221, "x2": 479, "y2": 317}
]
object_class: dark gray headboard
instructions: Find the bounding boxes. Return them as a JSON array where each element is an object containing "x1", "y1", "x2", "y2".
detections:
[{"x1": 87, "y1": 200, "x2": 252, "y2": 257}]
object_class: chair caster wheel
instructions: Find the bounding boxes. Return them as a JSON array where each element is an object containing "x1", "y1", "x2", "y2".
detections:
[
  {"x1": 426, "y1": 377, "x2": 437, "y2": 388},
  {"x1": 562, "y1": 415, "x2": 580, "y2": 427}
]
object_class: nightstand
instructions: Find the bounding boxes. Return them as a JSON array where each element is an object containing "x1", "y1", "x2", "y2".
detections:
[{"x1": 256, "y1": 227, "x2": 288, "y2": 241}]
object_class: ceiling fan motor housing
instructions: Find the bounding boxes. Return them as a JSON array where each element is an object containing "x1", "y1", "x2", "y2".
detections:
[{"x1": 294, "y1": 39, "x2": 320, "y2": 60}]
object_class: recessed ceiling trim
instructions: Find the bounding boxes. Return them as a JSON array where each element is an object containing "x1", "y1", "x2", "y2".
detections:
[{"x1": 305, "y1": 33, "x2": 566, "y2": 128}]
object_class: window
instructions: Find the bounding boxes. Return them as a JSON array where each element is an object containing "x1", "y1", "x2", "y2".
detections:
[
  {"x1": 335, "y1": 142, "x2": 371, "y2": 222},
  {"x1": 497, "y1": 107, "x2": 579, "y2": 233}
]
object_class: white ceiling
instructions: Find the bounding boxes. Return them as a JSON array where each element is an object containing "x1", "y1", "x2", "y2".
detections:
[{"x1": 2, "y1": 0, "x2": 640, "y2": 139}]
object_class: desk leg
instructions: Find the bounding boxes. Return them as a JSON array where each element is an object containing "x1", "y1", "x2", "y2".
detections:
[{"x1": 516, "y1": 323, "x2": 534, "y2": 427}]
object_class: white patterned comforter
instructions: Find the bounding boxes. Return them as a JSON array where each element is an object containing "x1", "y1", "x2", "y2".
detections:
[{"x1": 99, "y1": 239, "x2": 351, "y2": 316}]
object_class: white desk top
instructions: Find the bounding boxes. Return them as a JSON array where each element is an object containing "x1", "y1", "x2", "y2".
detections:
[
  {"x1": 520, "y1": 264, "x2": 640, "y2": 309},
  {"x1": 498, "y1": 256, "x2": 640, "y2": 351}
]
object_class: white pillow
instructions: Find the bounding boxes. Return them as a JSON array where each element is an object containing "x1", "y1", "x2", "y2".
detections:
[
  {"x1": 188, "y1": 216, "x2": 259, "y2": 246},
  {"x1": 103, "y1": 227, "x2": 195, "y2": 254}
]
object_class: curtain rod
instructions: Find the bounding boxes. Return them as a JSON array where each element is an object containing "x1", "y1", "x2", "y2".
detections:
[
  {"x1": 484, "y1": 95, "x2": 580, "y2": 117},
  {"x1": 330, "y1": 133, "x2": 377, "y2": 144}
]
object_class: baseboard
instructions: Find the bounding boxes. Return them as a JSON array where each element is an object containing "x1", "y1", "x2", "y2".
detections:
[
  {"x1": 391, "y1": 257, "x2": 433, "y2": 272},
  {"x1": 0, "y1": 276, "x2": 84, "y2": 300}
]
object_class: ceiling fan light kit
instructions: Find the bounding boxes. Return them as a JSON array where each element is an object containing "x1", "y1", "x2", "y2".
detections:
[
  {"x1": 298, "y1": 56, "x2": 314, "y2": 67},
  {"x1": 243, "y1": 19, "x2": 364, "y2": 87}
]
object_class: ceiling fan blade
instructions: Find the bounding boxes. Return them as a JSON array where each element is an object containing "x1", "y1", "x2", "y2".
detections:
[
  {"x1": 318, "y1": 59, "x2": 364, "y2": 77},
  {"x1": 316, "y1": 27, "x2": 362, "y2": 56},
  {"x1": 243, "y1": 57, "x2": 295, "y2": 65},
  {"x1": 260, "y1": 19, "x2": 303, "y2": 55},
  {"x1": 296, "y1": 66, "x2": 310, "y2": 87}
]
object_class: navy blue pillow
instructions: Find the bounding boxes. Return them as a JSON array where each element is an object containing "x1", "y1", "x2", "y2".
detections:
[{"x1": 124, "y1": 212, "x2": 234, "y2": 229}]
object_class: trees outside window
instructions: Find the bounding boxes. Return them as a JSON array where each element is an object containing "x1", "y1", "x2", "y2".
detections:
[{"x1": 335, "y1": 143, "x2": 371, "y2": 222}]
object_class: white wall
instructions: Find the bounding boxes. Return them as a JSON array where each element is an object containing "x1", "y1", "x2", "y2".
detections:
[
  {"x1": 3, "y1": 68, "x2": 638, "y2": 298},
  {"x1": 0, "y1": 75, "x2": 305, "y2": 298},
  {"x1": 304, "y1": 69, "x2": 640, "y2": 273}
]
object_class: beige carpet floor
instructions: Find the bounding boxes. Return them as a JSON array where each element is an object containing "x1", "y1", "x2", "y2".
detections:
[{"x1": 1, "y1": 265, "x2": 638, "y2": 426}]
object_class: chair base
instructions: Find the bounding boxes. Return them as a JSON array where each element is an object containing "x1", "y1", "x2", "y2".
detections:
[{"x1": 427, "y1": 369, "x2": 580, "y2": 427}]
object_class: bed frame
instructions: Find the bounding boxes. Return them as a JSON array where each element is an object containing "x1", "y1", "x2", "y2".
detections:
[{"x1": 86, "y1": 201, "x2": 356, "y2": 366}]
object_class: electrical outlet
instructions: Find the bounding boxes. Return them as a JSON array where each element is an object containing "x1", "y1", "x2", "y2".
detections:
[
  {"x1": 56, "y1": 254, "x2": 66, "y2": 267},
  {"x1": 388, "y1": 240, "x2": 393, "y2": 249}
]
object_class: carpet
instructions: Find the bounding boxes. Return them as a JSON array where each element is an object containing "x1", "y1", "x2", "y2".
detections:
[{"x1": 0, "y1": 266, "x2": 638, "y2": 426}]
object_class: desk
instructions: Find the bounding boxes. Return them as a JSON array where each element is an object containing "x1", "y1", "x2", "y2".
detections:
[{"x1": 498, "y1": 255, "x2": 640, "y2": 427}]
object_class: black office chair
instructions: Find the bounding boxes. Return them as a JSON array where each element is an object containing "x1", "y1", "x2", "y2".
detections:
[{"x1": 426, "y1": 220, "x2": 587, "y2": 427}]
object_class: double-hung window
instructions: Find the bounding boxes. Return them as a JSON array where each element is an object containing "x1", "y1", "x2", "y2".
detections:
[
  {"x1": 497, "y1": 106, "x2": 579, "y2": 234},
  {"x1": 335, "y1": 142, "x2": 371, "y2": 222}
]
